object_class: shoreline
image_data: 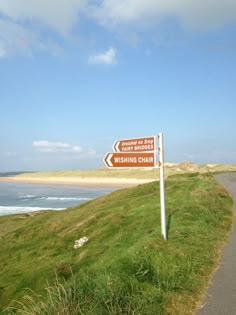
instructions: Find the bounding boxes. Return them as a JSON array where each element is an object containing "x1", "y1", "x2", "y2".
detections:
[{"x1": 0, "y1": 176, "x2": 155, "y2": 188}]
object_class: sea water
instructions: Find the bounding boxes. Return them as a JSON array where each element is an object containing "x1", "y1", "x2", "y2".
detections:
[{"x1": 0, "y1": 181, "x2": 118, "y2": 216}]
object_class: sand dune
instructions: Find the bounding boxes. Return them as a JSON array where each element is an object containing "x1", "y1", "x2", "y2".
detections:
[{"x1": 0, "y1": 162, "x2": 235, "y2": 187}]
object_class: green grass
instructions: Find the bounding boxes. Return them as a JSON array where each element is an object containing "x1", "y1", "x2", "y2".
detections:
[{"x1": 0, "y1": 173, "x2": 234, "y2": 314}]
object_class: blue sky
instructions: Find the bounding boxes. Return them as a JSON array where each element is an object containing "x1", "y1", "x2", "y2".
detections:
[{"x1": 0, "y1": 0, "x2": 236, "y2": 171}]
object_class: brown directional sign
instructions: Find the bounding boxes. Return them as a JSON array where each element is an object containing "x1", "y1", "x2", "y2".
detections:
[
  {"x1": 104, "y1": 152, "x2": 156, "y2": 168},
  {"x1": 113, "y1": 136, "x2": 156, "y2": 152}
]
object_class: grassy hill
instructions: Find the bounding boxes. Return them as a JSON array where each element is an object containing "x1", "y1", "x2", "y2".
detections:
[{"x1": 0, "y1": 173, "x2": 234, "y2": 314}]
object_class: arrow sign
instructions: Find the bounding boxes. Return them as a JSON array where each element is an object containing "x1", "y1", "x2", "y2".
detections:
[
  {"x1": 113, "y1": 136, "x2": 156, "y2": 152},
  {"x1": 104, "y1": 152, "x2": 156, "y2": 168}
]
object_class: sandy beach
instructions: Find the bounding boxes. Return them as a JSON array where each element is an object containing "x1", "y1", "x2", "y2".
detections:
[{"x1": 0, "y1": 176, "x2": 155, "y2": 187}]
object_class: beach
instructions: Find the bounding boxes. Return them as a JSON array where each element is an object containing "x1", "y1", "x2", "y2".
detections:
[
  {"x1": 0, "y1": 174, "x2": 156, "y2": 216},
  {"x1": 0, "y1": 176, "x2": 155, "y2": 187}
]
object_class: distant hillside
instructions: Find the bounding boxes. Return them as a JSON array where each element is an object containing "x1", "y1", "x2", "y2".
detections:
[
  {"x1": 165, "y1": 162, "x2": 236, "y2": 174},
  {"x1": 13, "y1": 162, "x2": 236, "y2": 180},
  {"x1": 0, "y1": 171, "x2": 36, "y2": 177}
]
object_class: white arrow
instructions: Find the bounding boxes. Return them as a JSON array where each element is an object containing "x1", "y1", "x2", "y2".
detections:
[
  {"x1": 114, "y1": 141, "x2": 120, "y2": 152},
  {"x1": 107, "y1": 153, "x2": 113, "y2": 167}
]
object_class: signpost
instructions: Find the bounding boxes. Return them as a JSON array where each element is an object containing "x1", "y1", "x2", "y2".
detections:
[
  {"x1": 103, "y1": 133, "x2": 167, "y2": 240},
  {"x1": 158, "y1": 133, "x2": 167, "y2": 240}
]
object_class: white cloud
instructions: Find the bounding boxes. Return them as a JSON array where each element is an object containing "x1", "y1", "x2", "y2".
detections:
[
  {"x1": 0, "y1": 0, "x2": 86, "y2": 57},
  {"x1": 90, "y1": 0, "x2": 236, "y2": 31},
  {"x1": 88, "y1": 47, "x2": 117, "y2": 64},
  {"x1": 32, "y1": 140, "x2": 99, "y2": 160},
  {"x1": 33, "y1": 140, "x2": 82, "y2": 153},
  {"x1": 0, "y1": 0, "x2": 86, "y2": 35},
  {"x1": 0, "y1": 43, "x2": 6, "y2": 57},
  {"x1": 0, "y1": 19, "x2": 39, "y2": 57},
  {"x1": 1, "y1": 0, "x2": 236, "y2": 36},
  {"x1": 0, "y1": 18, "x2": 63, "y2": 57},
  {"x1": 0, "y1": 0, "x2": 236, "y2": 58}
]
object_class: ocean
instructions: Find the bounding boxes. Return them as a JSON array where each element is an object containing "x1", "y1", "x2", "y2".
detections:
[{"x1": 0, "y1": 181, "x2": 118, "y2": 216}]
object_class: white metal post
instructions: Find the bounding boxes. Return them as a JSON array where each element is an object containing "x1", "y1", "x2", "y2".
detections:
[{"x1": 158, "y1": 132, "x2": 167, "y2": 240}]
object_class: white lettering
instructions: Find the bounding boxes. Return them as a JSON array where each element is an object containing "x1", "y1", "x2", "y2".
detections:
[
  {"x1": 134, "y1": 144, "x2": 154, "y2": 151},
  {"x1": 138, "y1": 157, "x2": 154, "y2": 163},
  {"x1": 114, "y1": 157, "x2": 137, "y2": 163},
  {"x1": 123, "y1": 146, "x2": 134, "y2": 152},
  {"x1": 122, "y1": 141, "x2": 137, "y2": 147},
  {"x1": 144, "y1": 139, "x2": 154, "y2": 145}
]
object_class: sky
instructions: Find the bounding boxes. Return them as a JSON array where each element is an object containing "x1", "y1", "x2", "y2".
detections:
[{"x1": 0, "y1": 0, "x2": 236, "y2": 171}]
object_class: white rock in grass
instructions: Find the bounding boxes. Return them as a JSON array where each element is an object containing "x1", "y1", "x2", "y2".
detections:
[{"x1": 74, "y1": 237, "x2": 89, "y2": 249}]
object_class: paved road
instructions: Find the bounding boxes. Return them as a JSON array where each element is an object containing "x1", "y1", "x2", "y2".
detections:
[{"x1": 196, "y1": 173, "x2": 236, "y2": 315}]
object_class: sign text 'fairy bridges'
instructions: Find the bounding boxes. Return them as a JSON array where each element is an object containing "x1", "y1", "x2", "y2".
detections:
[{"x1": 113, "y1": 136, "x2": 156, "y2": 153}]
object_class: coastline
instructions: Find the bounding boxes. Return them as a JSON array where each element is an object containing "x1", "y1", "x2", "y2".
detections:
[{"x1": 0, "y1": 176, "x2": 155, "y2": 187}]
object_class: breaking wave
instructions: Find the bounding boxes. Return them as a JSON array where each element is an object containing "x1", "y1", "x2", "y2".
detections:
[
  {"x1": 20, "y1": 194, "x2": 36, "y2": 198},
  {"x1": 20, "y1": 195, "x2": 91, "y2": 201},
  {"x1": 0, "y1": 206, "x2": 65, "y2": 216},
  {"x1": 44, "y1": 197, "x2": 91, "y2": 201}
]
